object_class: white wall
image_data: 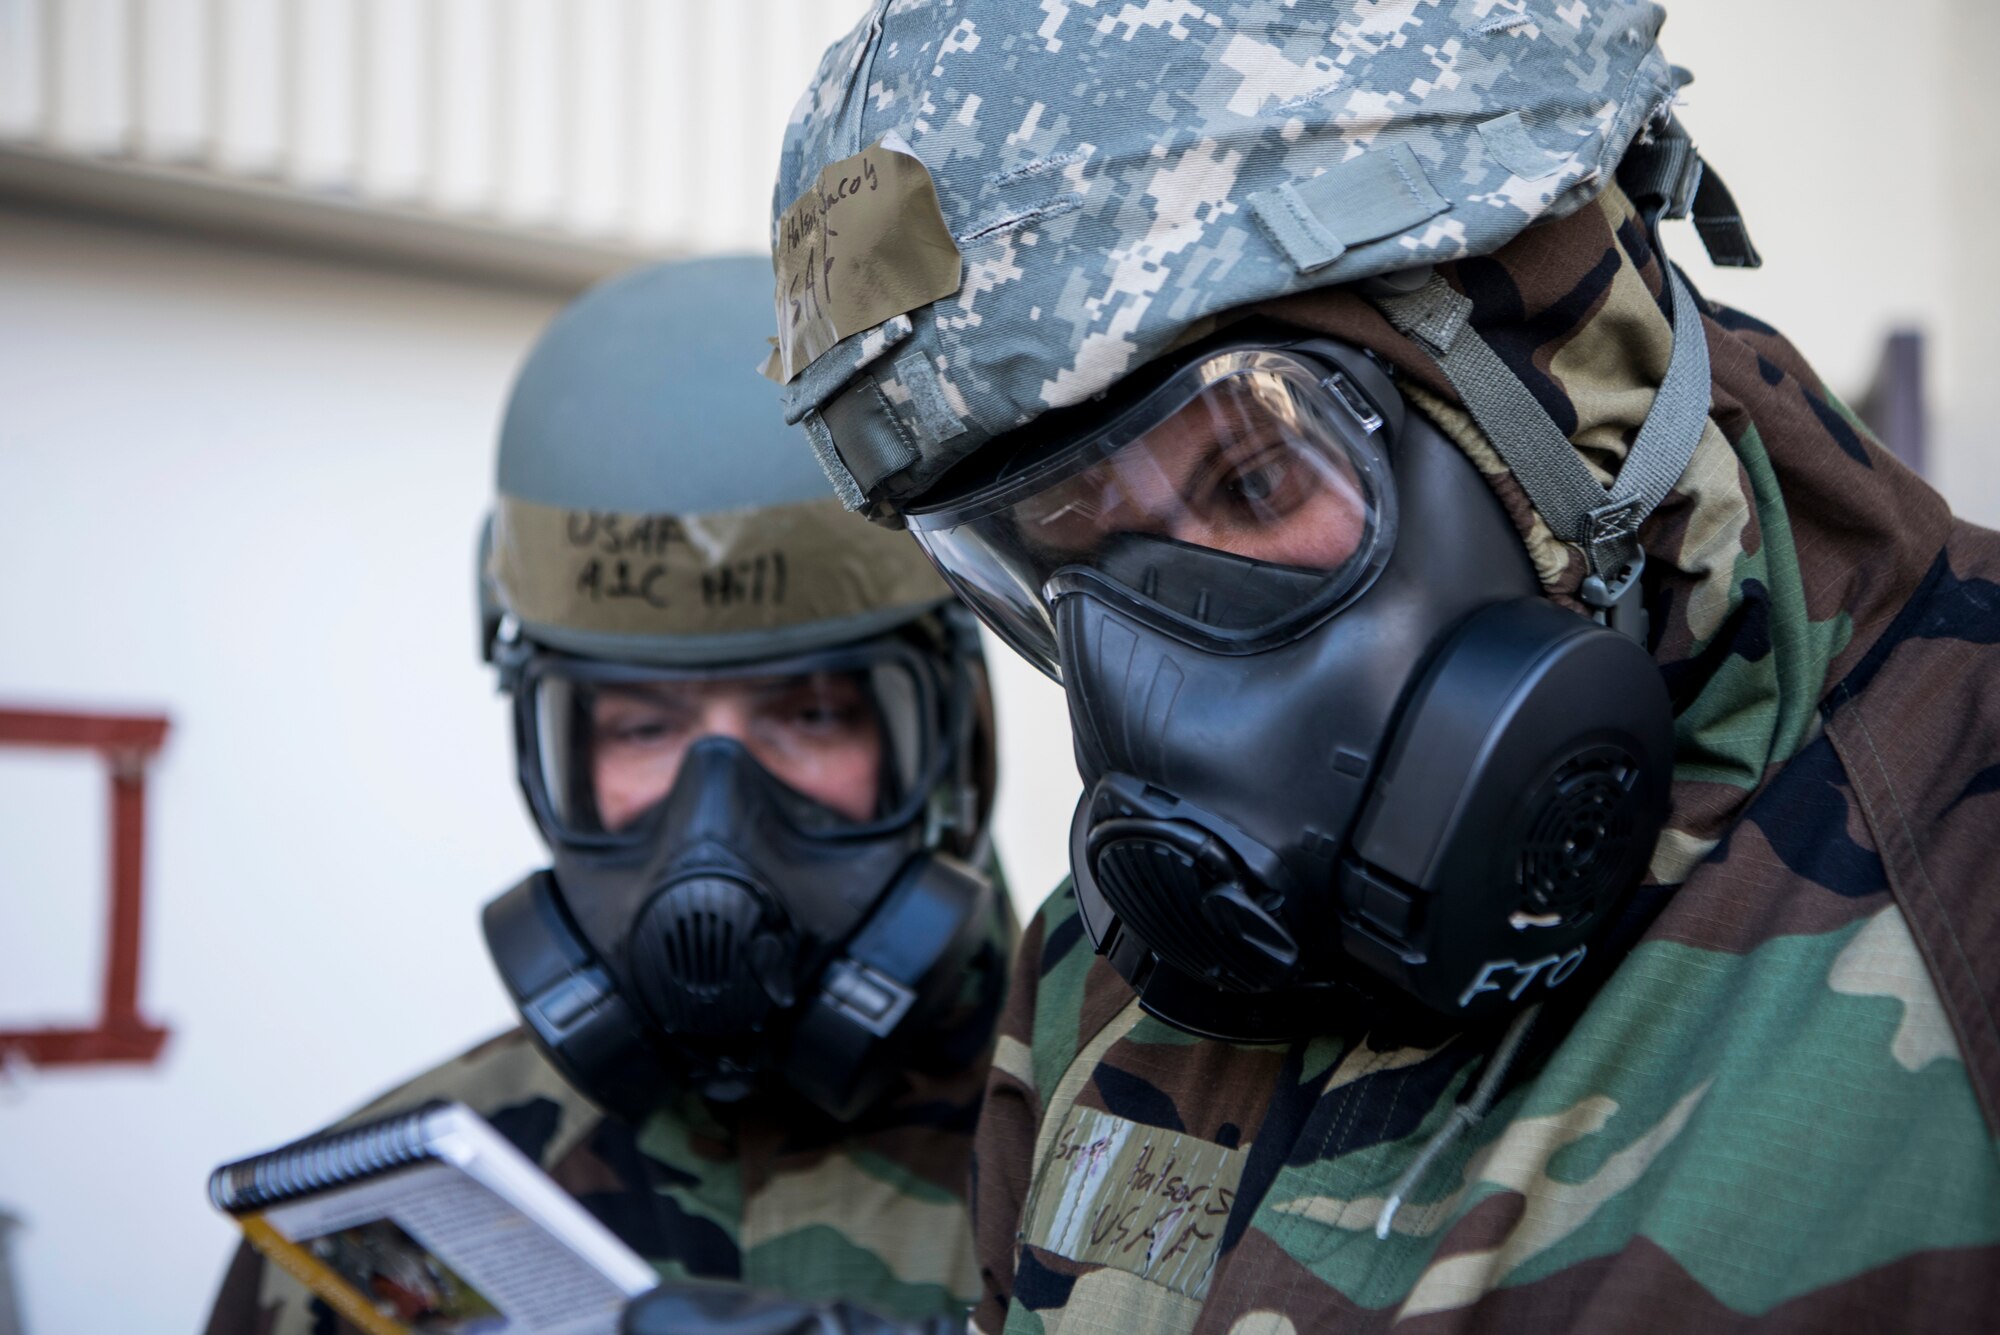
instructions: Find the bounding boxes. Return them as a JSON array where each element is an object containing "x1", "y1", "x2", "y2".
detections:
[
  {"x1": 0, "y1": 209, "x2": 559, "y2": 1334},
  {"x1": 1662, "y1": 0, "x2": 2000, "y2": 524},
  {"x1": 1647, "y1": 0, "x2": 1996, "y2": 525},
  {"x1": 1937, "y1": 0, "x2": 2000, "y2": 520}
]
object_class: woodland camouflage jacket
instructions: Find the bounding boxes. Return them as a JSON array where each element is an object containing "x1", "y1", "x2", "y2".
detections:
[
  {"x1": 203, "y1": 892, "x2": 1013, "y2": 1335},
  {"x1": 969, "y1": 188, "x2": 2000, "y2": 1335}
]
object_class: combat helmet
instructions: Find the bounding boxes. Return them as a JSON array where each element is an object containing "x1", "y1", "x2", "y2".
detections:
[{"x1": 768, "y1": 0, "x2": 1753, "y2": 549}]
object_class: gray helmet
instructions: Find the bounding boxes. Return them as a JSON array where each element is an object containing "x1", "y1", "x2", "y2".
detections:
[
  {"x1": 768, "y1": 0, "x2": 1694, "y2": 520},
  {"x1": 481, "y1": 255, "x2": 952, "y2": 665}
]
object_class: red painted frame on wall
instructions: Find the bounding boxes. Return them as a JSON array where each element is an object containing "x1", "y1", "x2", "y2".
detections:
[{"x1": 0, "y1": 708, "x2": 172, "y2": 1066}]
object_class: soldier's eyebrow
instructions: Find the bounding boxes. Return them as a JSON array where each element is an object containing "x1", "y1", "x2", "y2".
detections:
[
  {"x1": 595, "y1": 681, "x2": 704, "y2": 708},
  {"x1": 746, "y1": 673, "x2": 853, "y2": 705}
]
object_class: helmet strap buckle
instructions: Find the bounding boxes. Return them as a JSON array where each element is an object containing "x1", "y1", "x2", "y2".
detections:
[
  {"x1": 491, "y1": 615, "x2": 532, "y2": 692},
  {"x1": 1579, "y1": 548, "x2": 1648, "y2": 645}
]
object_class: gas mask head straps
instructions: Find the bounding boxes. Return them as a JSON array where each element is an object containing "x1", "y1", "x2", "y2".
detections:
[{"x1": 1368, "y1": 118, "x2": 1738, "y2": 640}]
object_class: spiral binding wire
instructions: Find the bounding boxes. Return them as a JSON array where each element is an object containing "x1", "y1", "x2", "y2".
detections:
[{"x1": 208, "y1": 1100, "x2": 450, "y2": 1214}]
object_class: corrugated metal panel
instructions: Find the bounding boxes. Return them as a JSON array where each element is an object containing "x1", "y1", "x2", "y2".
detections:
[{"x1": 0, "y1": 0, "x2": 870, "y2": 285}]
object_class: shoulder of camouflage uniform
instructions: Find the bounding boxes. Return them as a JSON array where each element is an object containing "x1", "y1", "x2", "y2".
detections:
[
  {"x1": 970, "y1": 883, "x2": 1085, "y2": 1335},
  {"x1": 997, "y1": 882, "x2": 1158, "y2": 1114},
  {"x1": 1685, "y1": 229, "x2": 2000, "y2": 1137},
  {"x1": 1818, "y1": 516, "x2": 2000, "y2": 1134},
  {"x1": 331, "y1": 1027, "x2": 606, "y2": 1165}
]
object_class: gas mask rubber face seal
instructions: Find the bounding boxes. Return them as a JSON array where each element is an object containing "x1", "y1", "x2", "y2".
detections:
[
  {"x1": 907, "y1": 330, "x2": 1673, "y2": 1041},
  {"x1": 484, "y1": 631, "x2": 996, "y2": 1120}
]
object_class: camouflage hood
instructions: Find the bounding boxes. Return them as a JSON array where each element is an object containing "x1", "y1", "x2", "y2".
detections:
[
  {"x1": 1254, "y1": 184, "x2": 1951, "y2": 900},
  {"x1": 772, "y1": 0, "x2": 1686, "y2": 514}
]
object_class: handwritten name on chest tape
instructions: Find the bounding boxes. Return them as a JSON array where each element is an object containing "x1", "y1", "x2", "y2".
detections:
[
  {"x1": 771, "y1": 134, "x2": 962, "y2": 384},
  {"x1": 1023, "y1": 1107, "x2": 1246, "y2": 1299}
]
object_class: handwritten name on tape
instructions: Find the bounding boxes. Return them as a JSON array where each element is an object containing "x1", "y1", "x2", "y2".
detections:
[
  {"x1": 1023, "y1": 1106, "x2": 1246, "y2": 1299},
  {"x1": 491, "y1": 494, "x2": 950, "y2": 639},
  {"x1": 770, "y1": 133, "x2": 962, "y2": 384}
]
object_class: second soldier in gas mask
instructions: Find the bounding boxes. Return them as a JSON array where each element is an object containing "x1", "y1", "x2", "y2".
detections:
[{"x1": 204, "y1": 256, "x2": 1013, "y2": 1335}]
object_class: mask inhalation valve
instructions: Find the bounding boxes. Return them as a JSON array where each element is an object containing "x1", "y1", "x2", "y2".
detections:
[{"x1": 1084, "y1": 784, "x2": 1302, "y2": 994}]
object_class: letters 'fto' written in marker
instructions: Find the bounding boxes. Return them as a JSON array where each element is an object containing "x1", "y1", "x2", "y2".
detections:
[{"x1": 769, "y1": 133, "x2": 962, "y2": 383}]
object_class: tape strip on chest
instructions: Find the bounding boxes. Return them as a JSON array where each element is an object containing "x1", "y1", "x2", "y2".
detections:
[{"x1": 1022, "y1": 1106, "x2": 1246, "y2": 1300}]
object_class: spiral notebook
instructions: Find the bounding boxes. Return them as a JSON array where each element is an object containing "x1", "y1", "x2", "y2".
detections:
[{"x1": 209, "y1": 1100, "x2": 657, "y2": 1335}]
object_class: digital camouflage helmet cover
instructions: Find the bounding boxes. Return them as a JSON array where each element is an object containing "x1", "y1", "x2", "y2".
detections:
[{"x1": 769, "y1": 0, "x2": 1718, "y2": 522}]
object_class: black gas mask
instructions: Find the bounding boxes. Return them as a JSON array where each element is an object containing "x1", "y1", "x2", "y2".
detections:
[
  {"x1": 482, "y1": 624, "x2": 996, "y2": 1120},
  {"x1": 907, "y1": 330, "x2": 1672, "y2": 1041}
]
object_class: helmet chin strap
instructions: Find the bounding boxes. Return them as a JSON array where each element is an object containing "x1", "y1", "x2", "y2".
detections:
[
  {"x1": 1367, "y1": 122, "x2": 1732, "y2": 648},
  {"x1": 1369, "y1": 254, "x2": 1711, "y2": 646}
]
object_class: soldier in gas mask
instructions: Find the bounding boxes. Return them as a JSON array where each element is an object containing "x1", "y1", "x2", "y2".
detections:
[
  {"x1": 205, "y1": 256, "x2": 1013, "y2": 1335},
  {"x1": 628, "y1": 3, "x2": 2000, "y2": 1333}
]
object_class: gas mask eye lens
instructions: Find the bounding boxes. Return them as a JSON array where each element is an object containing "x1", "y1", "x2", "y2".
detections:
[
  {"x1": 586, "y1": 683, "x2": 702, "y2": 833},
  {"x1": 575, "y1": 676, "x2": 885, "y2": 831},
  {"x1": 525, "y1": 648, "x2": 938, "y2": 845},
  {"x1": 907, "y1": 347, "x2": 1398, "y2": 675},
  {"x1": 741, "y1": 673, "x2": 886, "y2": 823}
]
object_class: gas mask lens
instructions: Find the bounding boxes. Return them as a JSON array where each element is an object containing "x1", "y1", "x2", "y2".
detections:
[
  {"x1": 524, "y1": 647, "x2": 935, "y2": 842},
  {"x1": 907, "y1": 349, "x2": 1396, "y2": 677}
]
